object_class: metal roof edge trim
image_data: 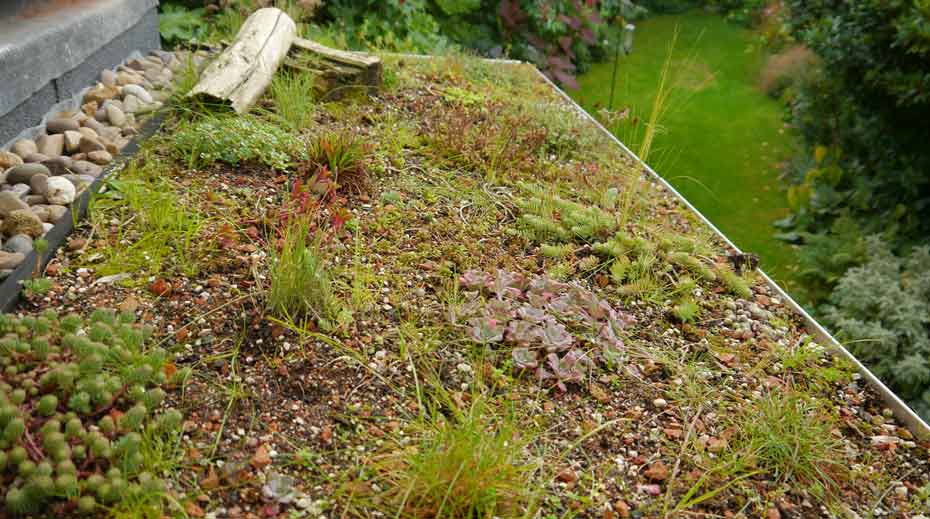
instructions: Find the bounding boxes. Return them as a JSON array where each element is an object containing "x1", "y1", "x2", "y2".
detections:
[{"x1": 386, "y1": 52, "x2": 930, "y2": 439}]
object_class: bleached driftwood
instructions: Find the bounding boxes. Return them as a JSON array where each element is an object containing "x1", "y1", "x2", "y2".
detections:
[
  {"x1": 287, "y1": 38, "x2": 382, "y2": 99},
  {"x1": 189, "y1": 8, "x2": 297, "y2": 113}
]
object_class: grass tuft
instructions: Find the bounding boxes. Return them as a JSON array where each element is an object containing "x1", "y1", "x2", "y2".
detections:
[
  {"x1": 372, "y1": 392, "x2": 534, "y2": 518},
  {"x1": 268, "y1": 216, "x2": 338, "y2": 327}
]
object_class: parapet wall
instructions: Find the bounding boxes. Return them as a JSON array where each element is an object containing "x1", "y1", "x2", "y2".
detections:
[{"x1": 0, "y1": 0, "x2": 160, "y2": 145}]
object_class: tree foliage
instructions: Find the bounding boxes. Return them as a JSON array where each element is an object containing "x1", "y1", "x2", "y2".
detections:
[{"x1": 783, "y1": 0, "x2": 930, "y2": 241}]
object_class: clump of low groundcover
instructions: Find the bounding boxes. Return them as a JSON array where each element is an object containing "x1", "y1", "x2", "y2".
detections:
[
  {"x1": 172, "y1": 114, "x2": 304, "y2": 170},
  {"x1": 514, "y1": 182, "x2": 754, "y2": 301},
  {"x1": 454, "y1": 269, "x2": 634, "y2": 390},
  {"x1": 0, "y1": 309, "x2": 182, "y2": 515}
]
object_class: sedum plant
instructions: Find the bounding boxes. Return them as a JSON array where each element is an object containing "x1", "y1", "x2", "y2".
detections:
[
  {"x1": 455, "y1": 269, "x2": 635, "y2": 390},
  {"x1": 514, "y1": 182, "x2": 753, "y2": 302},
  {"x1": 0, "y1": 309, "x2": 182, "y2": 515}
]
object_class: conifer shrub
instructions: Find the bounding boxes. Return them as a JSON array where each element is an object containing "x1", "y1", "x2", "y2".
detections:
[{"x1": 0, "y1": 310, "x2": 183, "y2": 515}]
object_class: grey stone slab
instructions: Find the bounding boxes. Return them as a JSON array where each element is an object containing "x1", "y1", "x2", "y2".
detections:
[{"x1": 0, "y1": 0, "x2": 158, "y2": 117}]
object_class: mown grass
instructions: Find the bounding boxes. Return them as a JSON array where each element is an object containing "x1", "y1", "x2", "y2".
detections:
[{"x1": 573, "y1": 12, "x2": 804, "y2": 297}]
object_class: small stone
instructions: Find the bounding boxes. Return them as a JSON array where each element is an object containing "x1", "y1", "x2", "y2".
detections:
[
  {"x1": 653, "y1": 398, "x2": 668, "y2": 409},
  {"x1": 614, "y1": 501, "x2": 631, "y2": 518},
  {"x1": 644, "y1": 461, "x2": 669, "y2": 482},
  {"x1": 250, "y1": 445, "x2": 272, "y2": 469},
  {"x1": 119, "y1": 296, "x2": 140, "y2": 314},
  {"x1": 46, "y1": 205, "x2": 67, "y2": 222},
  {"x1": 5, "y1": 163, "x2": 50, "y2": 184},
  {"x1": 84, "y1": 84, "x2": 120, "y2": 105},
  {"x1": 87, "y1": 151, "x2": 113, "y2": 165},
  {"x1": 2, "y1": 235, "x2": 32, "y2": 255},
  {"x1": 63, "y1": 131, "x2": 83, "y2": 153},
  {"x1": 556, "y1": 468, "x2": 578, "y2": 483},
  {"x1": 46, "y1": 177, "x2": 76, "y2": 205},
  {"x1": 122, "y1": 84, "x2": 154, "y2": 104},
  {"x1": 46, "y1": 118, "x2": 80, "y2": 134},
  {"x1": 70, "y1": 160, "x2": 103, "y2": 177},
  {"x1": 29, "y1": 174, "x2": 48, "y2": 196},
  {"x1": 0, "y1": 192, "x2": 29, "y2": 217},
  {"x1": 24, "y1": 195, "x2": 46, "y2": 206},
  {"x1": 766, "y1": 508, "x2": 781, "y2": 519},
  {"x1": 77, "y1": 127, "x2": 99, "y2": 140},
  {"x1": 8, "y1": 184, "x2": 29, "y2": 198},
  {"x1": 150, "y1": 278, "x2": 172, "y2": 296},
  {"x1": 122, "y1": 94, "x2": 141, "y2": 113},
  {"x1": 79, "y1": 135, "x2": 105, "y2": 154},
  {"x1": 0, "y1": 251, "x2": 25, "y2": 270},
  {"x1": 101, "y1": 69, "x2": 117, "y2": 86},
  {"x1": 105, "y1": 104, "x2": 126, "y2": 127},
  {"x1": 68, "y1": 238, "x2": 86, "y2": 251},
  {"x1": 0, "y1": 151, "x2": 23, "y2": 171},
  {"x1": 116, "y1": 70, "x2": 144, "y2": 86},
  {"x1": 80, "y1": 117, "x2": 105, "y2": 133},
  {"x1": 11, "y1": 139, "x2": 37, "y2": 158},
  {"x1": 22, "y1": 153, "x2": 49, "y2": 164},
  {"x1": 41, "y1": 156, "x2": 74, "y2": 176},
  {"x1": 81, "y1": 101, "x2": 99, "y2": 118},
  {"x1": 2, "y1": 209, "x2": 44, "y2": 237},
  {"x1": 36, "y1": 134, "x2": 64, "y2": 156}
]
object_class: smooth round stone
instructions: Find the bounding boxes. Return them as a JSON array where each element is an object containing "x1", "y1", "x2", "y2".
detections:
[
  {"x1": 0, "y1": 191, "x2": 29, "y2": 217},
  {"x1": 22, "y1": 153, "x2": 49, "y2": 164},
  {"x1": 2, "y1": 209, "x2": 43, "y2": 237},
  {"x1": 122, "y1": 84, "x2": 153, "y2": 104},
  {"x1": 29, "y1": 174, "x2": 48, "y2": 196},
  {"x1": 77, "y1": 127, "x2": 99, "y2": 140},
  {"x1": 116, "y1": 71, "x2": 144, "y2": 86},
  {"x1": 0, "y1": 252, "x2": 25, "y2": 270},
  {"x1": 106, "y1": 104, "x2": 126, "y2": 127},
  {"x1": 9, "y1": 184, "x2": 30, "y2": 198},
  {"x1": 46, "y1": 118, "x2": 80, "y2": 134},
  {"x1": 24, "y1": 195, "x2": 46, "y2": 206},
  {"x1": 80, "y1": 117, "x2": 105, "y2": 133},
  {"x1": 70, "y1": 160, "x2": 102, "y2": 177},
  {"x1": 11, "y1": 139, "x2": 37, "y2": 158},
  {"x1": 36, "y1": 134, "x2": 64, "y2": 157},
  {"x1": 122, "y1": 94, "x2": 141, "y2": 114},
  {"x1": 87, "y1": 151, "x2": 113, "y2": 165},
  {"x1": 46, "y1": 205, "x2": 67, "y2": 222},
  {"x1": 63, "y1": 130, "x2": 83, "y2": 154},
  {"x1": 79, "y1": 135, "x2": 105, "y2": 153},
  {"x1": 6, "y1": 163, "x2": 50, "y2": 184},
  {"x1": 2, "y1": 234, "x2": 33, "y2": 255},
  {"x1": 41, "y1": 223, "x2": 53, "y2": 234},
  {"x1": 41, "y1": 157, "x2": 73, "y2": 176},
  {"x1": 46, "y1": 177, "x2": 76, "y2": 205},
  {"x1": 101, "y1": 69, "x2": 117, "y2": 86},
  {"x1": 84, "y1": 84, "x2": 119, "y2": 105},
  {"x1": 0, "y1": 151, "x2": 23, "y2": 170}
]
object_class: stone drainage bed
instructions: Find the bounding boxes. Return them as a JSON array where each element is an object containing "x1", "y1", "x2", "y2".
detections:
[{"x1": 0, "y1": 49, "x2": 206, "y2": 307}]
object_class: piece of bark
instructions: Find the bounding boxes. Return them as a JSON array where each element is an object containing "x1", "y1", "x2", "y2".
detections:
[
  {"x1": 188, "y1": 8, "x2": 297, "y2": 113},
  {"x1": 287, "y1": 38, "x2": 382, "y2": 100}
]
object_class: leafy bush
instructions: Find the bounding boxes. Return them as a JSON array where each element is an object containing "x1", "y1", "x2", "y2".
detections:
[
  {"x1": 159, "y1": 4, "x2": 208, "y2": 45},
  {"x1": 0, "y1": 310, "x2": 182, "y2": 515},
  {"x1": 823, "y1": 237, "x2": 930, "y2": 419},
  {"x1": 456, "y1": 269, "x2": 635, "y2": 390},
  {"x1": 172, "y1": 115, "x2": 304, "y2": 170},
  {"x1": 319, "y1": 0, "x2": 629, "y2": 87},
  {"x1": 782, "y1": 0, "x2": 930, "y2": 246}
]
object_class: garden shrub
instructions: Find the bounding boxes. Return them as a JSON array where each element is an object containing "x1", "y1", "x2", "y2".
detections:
[
  {"x1": 758, "y1": 45, "x2": 816, "y2": 97},
  {"x1": 823, "y1": 237, "x2": 930, "y2": 419},
  {"x1": 0, "y1": 310, "x2": 183, "y2": 515}
]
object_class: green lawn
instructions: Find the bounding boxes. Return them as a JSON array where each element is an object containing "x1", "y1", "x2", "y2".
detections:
[{"x1": 572, "y1": 12, "x2": 803, "y2": 295}]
